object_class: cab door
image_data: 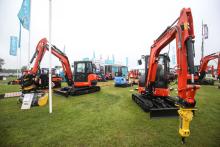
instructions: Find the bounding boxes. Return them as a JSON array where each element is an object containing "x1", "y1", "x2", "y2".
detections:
[{"x1": 74, "y1": 62, "x2": 88, "y2": 82}]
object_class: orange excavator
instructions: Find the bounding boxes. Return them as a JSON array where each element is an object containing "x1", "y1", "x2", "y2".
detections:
[
  {"x1": 132, "y1": 8, "x2": 200, "y2": 143},
  {"x1": 55, "y1": 60, "x2": 100, "y2": 97},
  {"x1": 128, "y1": 69, "x2": 140, "y2": 85},
  {"x1": 21, "y1": 38, "x2": 70, "y2": 92},
  {"x1": 21, "y1": 38, "x2": 100, "y2": 96},
  {"x1": 194, "y1": 52, "x2": 220, "y2": 85}
]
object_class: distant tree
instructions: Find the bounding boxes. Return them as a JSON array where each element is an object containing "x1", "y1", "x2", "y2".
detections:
[
  {"x1": 21, "y1": 66, "x2": 27, "y2": 72},
  {"x1": 0, "y1": 58, "x2": 5, "y2": 72}
]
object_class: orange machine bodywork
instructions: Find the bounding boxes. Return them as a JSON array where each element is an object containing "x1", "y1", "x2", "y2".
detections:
[
  {"x1": 138, "y1": 86, "x2": 145, "y2": 94},
  {"x1": 128, "y1": 69, "x2": 140, "y2": 84},
  {"x1": 138, "y1": 86, "x2": 170, "y2": 97},
  {"x1": 74, "y1": 74, "x2": 98, "y2": 87},
  {"x1": 154, "y1": 88, "x2": 170, "y2": 97},
  {"x1": 128, "y1": 70, "x2": 139, "y2": 79}
]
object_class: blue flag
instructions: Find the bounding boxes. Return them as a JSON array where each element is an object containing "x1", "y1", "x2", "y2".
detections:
[
  {"x1": 17, "y1": 0, "x2": 30, "y2": 30},
  {"x1": 10, "y1": 36, "x2": 18, "y2": 56}
]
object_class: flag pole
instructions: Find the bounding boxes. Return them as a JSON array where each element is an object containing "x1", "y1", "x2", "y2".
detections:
[
  {"x1": 28, "y1": 0, "x2": 31, "y2": 68},
  {"x1": 49, "y1": 0, "x2": 52, "y2": 113},
  {"x1": 17, "y1": 49, "x2": 19, "y2": 78},
  {"x1": 201, "y1": 20, "x2": 204, "y2": 59},
  {"x1": 18, "y1": 23, "x2": 22, "y2": 78}
]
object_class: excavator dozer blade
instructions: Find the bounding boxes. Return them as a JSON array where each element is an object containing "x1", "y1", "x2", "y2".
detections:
[
  {"x1": 150, "y1": 108, "x2": 179, "y2": 118},
  {"x1": 132, "y1": 93, "x2": 178, "y2": 118},
  {"x1": 54, "y1": 86, "x2": 101, "y2": 97}
]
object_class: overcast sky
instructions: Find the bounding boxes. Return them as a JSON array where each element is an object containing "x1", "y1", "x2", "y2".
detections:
[{"x1": 0, "y1": 0, "x2": 220, "y2": 69}]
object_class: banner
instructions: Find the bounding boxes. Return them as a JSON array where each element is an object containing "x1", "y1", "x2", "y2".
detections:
[
  {"x1": 10, "y1": 36, "x2": 18, "y2": 56},
  {"x1": 17, "y1": 0, "x2": 30, "y2": 30}
]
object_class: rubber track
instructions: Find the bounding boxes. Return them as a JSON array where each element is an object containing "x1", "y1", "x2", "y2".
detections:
[{"x1": 54, "y1": 86, "x2": 101, "y2": 97}]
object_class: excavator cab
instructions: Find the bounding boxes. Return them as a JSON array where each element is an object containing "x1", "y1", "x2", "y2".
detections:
[
  {"x1": 154, "y1": 54, "x2": 170, "y2": 89},
  {"x1": 138, "y1": 54, "x2": 170, "y2": 92},
  {"x1": 73, "y1": 61, "x2": 98, "y2": 87}
]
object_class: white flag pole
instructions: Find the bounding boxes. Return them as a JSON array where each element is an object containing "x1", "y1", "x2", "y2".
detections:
[
  {"x1": 28, "y1": 0, "x2": 32, "y2": 68},
  {"x1": 17, "y1": 51, "x2": 19, "y2": 78},
  {"x1": 49, "y1": 0, "x2": 52, "y2": 113}
]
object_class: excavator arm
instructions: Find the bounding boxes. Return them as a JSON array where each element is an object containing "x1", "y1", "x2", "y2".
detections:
[
  {"x1": 22, "y1": 38, "x2": 73, "y2": 92},
  {"x1": 28, "y1": 38, "x2": 73, "y2": 86}
]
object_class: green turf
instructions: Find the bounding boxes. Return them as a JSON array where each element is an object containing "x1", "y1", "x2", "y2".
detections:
[
  {"x1": 0, "y1": 80, "x2": 220, "y2": 146},
  {"x1": 0, "y1": 77, "x2": 20, "y2": 94}
]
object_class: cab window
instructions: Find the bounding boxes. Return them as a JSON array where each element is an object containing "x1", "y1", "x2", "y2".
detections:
[{"x1": 76, "y1": 63, "x2": 85, "y2": 73}]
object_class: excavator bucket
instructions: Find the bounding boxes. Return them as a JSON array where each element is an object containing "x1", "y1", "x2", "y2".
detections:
[{"x1": 38, "y1": 93, "x2": 49, "y2": 106}]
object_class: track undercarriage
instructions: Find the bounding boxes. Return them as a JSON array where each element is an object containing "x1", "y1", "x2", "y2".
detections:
[
  {"x1": 54, "y1": 86, "x2": 101, "y2": 97},
  {"x1": 132, "y1": 93, "x2": 178, "y2": 118}
]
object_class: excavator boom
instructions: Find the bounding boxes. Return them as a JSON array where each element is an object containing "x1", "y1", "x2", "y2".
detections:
[{"x1": 29, "y1": 38, "x2": 73, "y2": 86}]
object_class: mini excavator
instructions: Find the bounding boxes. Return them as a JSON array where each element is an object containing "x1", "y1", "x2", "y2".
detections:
[
  {"x1": 54, "y1": 60, "x2": 100, "y2": 97},
  {"x1": 128, "y1": 69, "x2": 140, "y2": 85},
  {"x1": 132, "y1": 8, "x2": 200, "y2": 143},
  {"x1": 194, "y1": 52, "x2": 220, "y2": 85},
  {"x1": 21, "y1": 38, "x2": 100, "y2": 97}
]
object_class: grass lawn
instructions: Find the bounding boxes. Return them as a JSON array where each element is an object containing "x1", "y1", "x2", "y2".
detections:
[
  {"x1": 0, "y1": 77, "x2": 20, "y2": 94},
  {"x1": 0, "y1": 79, "x2": 220, "y2": 146}
]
